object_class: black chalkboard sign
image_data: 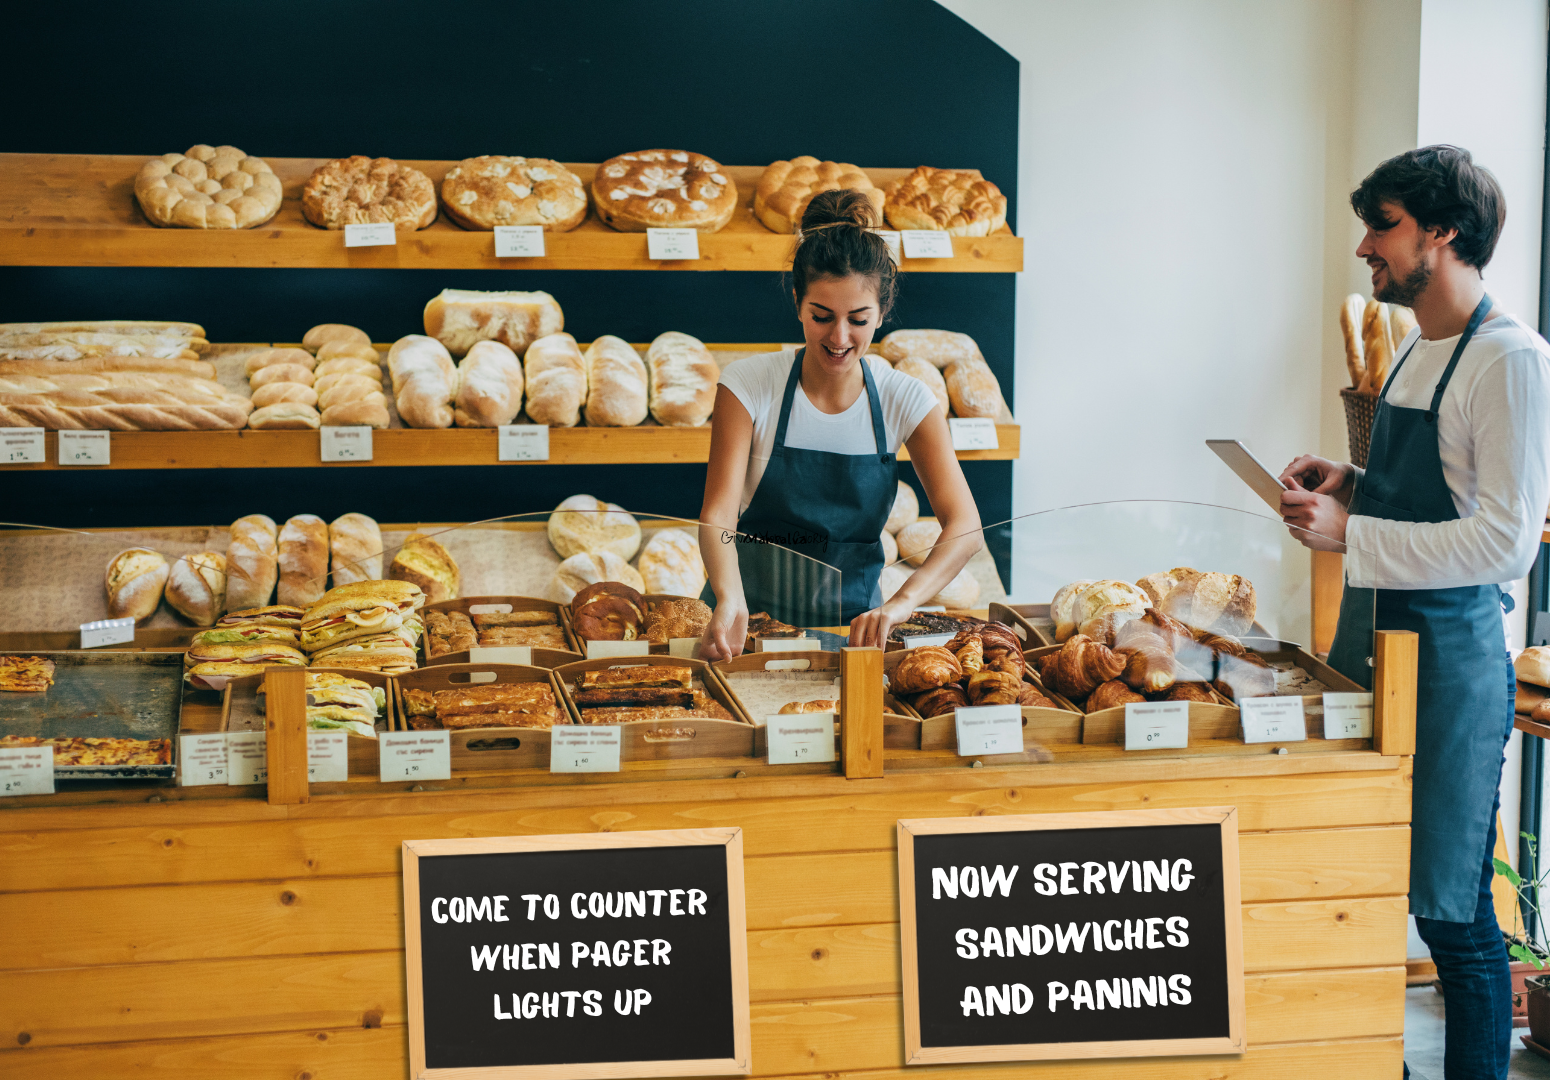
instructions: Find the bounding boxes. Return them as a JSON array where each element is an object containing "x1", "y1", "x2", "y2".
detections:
[
  {"x1": 897, "y1": 808, "x2": 1244, "y2": 1062},
  {"x1": 402, "y1": 828, "x2": 750, "y2": 1079}
]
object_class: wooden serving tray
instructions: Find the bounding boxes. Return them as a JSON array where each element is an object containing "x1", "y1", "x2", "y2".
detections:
[
  {"x1": 552, "y1": 656, "x2": 755, "y2": 762},
  {"x1": 419, "y1": 595, "x2": 582, "y2": 666},
  {"x1": 391, "y1": 662, "x2": 564, "y2": 772},
  {"x1": 880, "y1": 647, "x2": 1081, "y2": 754}
]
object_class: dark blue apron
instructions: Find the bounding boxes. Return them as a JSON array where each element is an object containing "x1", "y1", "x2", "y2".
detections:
[
  {"x1": 1327, "y1": 294, "x2": 1513, "y2": 923},
  {"x1": 702, "y1": 348, "x2": 896, "y2": 626}
]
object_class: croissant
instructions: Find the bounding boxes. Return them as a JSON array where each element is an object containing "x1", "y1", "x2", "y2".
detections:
[
  {"x1": 979, "y1": 622, "x2": 1024, "y2": 676},
  {"x1": 1164, "y1": 682, "x2": 1215, "y2": 704},
  {"x1": 968, "y1": 668, "x2": 1023, "y2": 706},
  {"x1": 1194, "y1": 629, "x2": 1250, "y2": 658},
  {"x1": 1087, "y1": 678, "x2": 1146, "y2": 713},
  {"x1": 1037, "y1": 651, "x2": 1061, "y2": 683},
  {"x1": 1051, "y1": 634, "x2": 1126, "y2": 699},
  {"x1": 1213, "y1": 652, "x2": 1276, "y2": 701},
  {"x1": 1117, "y1": 637, "x2": 1176, "y2": 695},
  {"x1": 1018, "y1": 683, "x2": 1056, "y2": 709},
  {"x1": 913, "y1": 683, "x2": 970, "y2": 718},
  {"x1": 892, "y1": 645, "x2": 963, "y2": 694},
  {"x1": 954, "y1": 634, "x2": 985, "y2": 676}
]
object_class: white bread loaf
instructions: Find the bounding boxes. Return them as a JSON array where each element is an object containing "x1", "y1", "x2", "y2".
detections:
[
  {"x1": 896, "y1": 520, "x2": 942, "y2": 566},
  {"x1": 0, "y1": 399, "x2": 251, "y2": 430},
  {"x1": 105, "y1": 547, "x2": 169, "y2": 624},
  {"x1": 316, "y1": 374, "x2": 384, "y2": 408},
  {"x1": 583, "y1": 335, "x2": 648, "y2": 427},
  {"x1": 880, "y1": 529, "x2": 899, "y2": 565},
  {"x1": 944, "y1": 359, "x2": 1003, "y2": 418},
  {"x1": 524, "y1": 333, "x2": 588, "y2": 427},
  {"x1": 1050, "y1": 580, "x2": 1097, "y2": 642},
  {"x1": 639, "y1": 528, "x2": 705, "y2": 597},
  {"x1": 250, "y1": 363, "x2": 314, "y2": 390},
  {"x1": 303, "y1": 324, "x2": 371, "y2": 353},
  {"x1": 226, "y1": 514, "x2": 278, "y2": 610},
  {"x1": 552, "y1": 551, "x2": 645, "y2": 604},
  {"x1": 894, "y1": 356, "x2": 950, "y2": 415},
  {"x1": 646, "y1": 331, "x2": 718, "y2": 427},
  {"x1": 931, "y1": 566, "x2": 980, "y2": 609},
  {"x1": 329, "y1": 512, "x2": 383, "y2": 586},
  {"x1": 277, "y1": 514, "x2": 329, "y2": 608},
  {"x1": 386, "y1": 335, "x2": 456, "y2": 429},
  {"x1": 878, "y1": 329, "x2": 982, "y2": 369},
  {"x1": 879, "y1": 562, "x2": 912, "y2": 601},
  {"x1": 1518, "y1": 648, "x2": 1550, "y2": 689},
  {"x1": 164, "y1": 551, "x2": 227, "y2": 626},
  {"x1": 244, "y1": 348, "x2": 316, "y2": 377},
  {"x1": 453, "y1": 340, "x2": 524, "y2": 427},
  {"x1": 248, "y1": 402, "x2": 321, "y2": 430},
  {"x1": 320, "y1": 399, "x2": 390, "y2": 428},
  {"x1": 250, "y1": 382, "x2": 319, "y2": 408},
  {"x1": 423, "y1": 289, "x2": 564, "y2": 357},
  {"x1": 548, "y1": 495, "x2": 641, "y2": 560},
  {"x1": 885, "y1": 480, "x2": 920, "y2": 534}
]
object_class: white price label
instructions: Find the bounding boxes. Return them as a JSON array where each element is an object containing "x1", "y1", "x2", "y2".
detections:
[
  {"x1": 498, "y1": 424, "x2": 550, "y2": 461},
  {"x1": 0, "y1": 745, "x2": 53, "y2": 796},
  {"x1": 948, "y1": 417, "x2": 1000, "y2": 450},
  {"x1": 344, "y1": 222, "x2": 397, "y2": 247},
  {"x1": 955, "y1": 704, "x2": 1024, "y2": 756},
  {"x1": 668, "y1": 637, "x2": 702, "y2": 659},
  {"x1": 872, "y1": 229, "x2": 902, "y2": 265},
  {"x1": 467, "y1": 646, "x2": 532, "y2": 666},
  {"x1": 1240, "y1": 696, "x2": 1307, "y2": 744},
  {"x1": 586, "y1": 639, "x2": 652, "y2": 659},
  {"x1": 320, "y1": 425, "x2": 373, "y2": 462},
  {"x1": 307, "y1": 731, "x2": 349, "y2": 782},
  {"x1": 646, "y1": 228, "x2": 701, "y2": 260},
  {"x1": 179, "y1": 733, "x2": 228, "y2": 786},
  {"x1": 58, "y1": 429, "x2": 109, "y2": 465},
  {"x1": 80, "y1": 616, "x2": 135, "y2": 649},
  {"x1": 225, "y1": 731, "x2": 268, "y2": 786},
  {"x1": 766, "y1": 714, "x2": 837, "y2": 765},
  {"x1": 901, "y1": 632, "x2": 956, "y2": 649},
  {"x1": 380, "y1": 731, "x2": 451, "y2": 782},
  {"x1": 494, "y1": 225, "x2": 546, "y2": 258},
  {"x1": 755, "y1": 636, "x2": 821, "y2": 652},
  {"x1": 3, "y1": 427, "x2": 44, "y2": 463},
  {"x1": 1322, "y1": 692, "x2": 1374, "y2": 739},
  {"x1": 901, "y1": 230, "x2": 956, "y2": 259},
  {"x1": 1124, "y1": 701, "x2": 1190, "y2": 750},
  {"x1": 551, "y1": 725, "x2": 622, "y2": 773}
]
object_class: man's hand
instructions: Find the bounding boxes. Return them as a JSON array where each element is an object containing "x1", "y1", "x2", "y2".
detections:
[
  {"x1": 1279, "y1": 454, "x2": 1356, "y2": 506},
  {"x1": 848, "y1": 596, "x2": 912, "y2": 648},
  {"x1": 1281, "y1": 476, "x2": 1349, "y2": 551},
  {"x1": 699, "y1": 599, "x2": 748, "y2": 661}
]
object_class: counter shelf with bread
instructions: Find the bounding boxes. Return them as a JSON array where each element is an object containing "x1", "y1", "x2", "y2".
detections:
[{"x1": 0, "y1": 154, "x2": 1023, "y2": 273}]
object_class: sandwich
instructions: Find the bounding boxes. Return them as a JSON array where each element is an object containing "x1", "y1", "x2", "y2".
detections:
[
  {"x1": 388, "y1": 532, "x2": 461, "y2": 603},
  {"x1": 216, "y1": 605, "x2": 304, "y2": 628},
  {"x1": 189, "y1": 623, "x2": 300, "y2": 649},
  {"x1": 309, "y1": 632, "x2": 420, "y2": 674},
  {"x1": 300, "y1": 580, "x2": 425, "y2": 654},
  {"x1": 182, "y1": 641, "x2": 308, "y2": 671},
  {"x1": 255, "y1": 670, "x2": 384, "y2": 738},
  {"x1": 185, "y1": 661, "x2": 268, "y2": 689}
]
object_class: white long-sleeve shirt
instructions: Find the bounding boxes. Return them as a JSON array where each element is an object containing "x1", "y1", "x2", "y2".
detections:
[{"x1": 1344, "y1": 313, "x2": 1550, "y2": 590}]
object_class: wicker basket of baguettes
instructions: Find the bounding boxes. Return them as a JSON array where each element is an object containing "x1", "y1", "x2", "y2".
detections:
[{"x1": 1337, "y1": 293, "x2": 1418, "y2": 469}]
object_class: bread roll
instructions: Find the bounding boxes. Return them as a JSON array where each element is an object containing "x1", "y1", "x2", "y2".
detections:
[
  {"x1": 226, "y1": 514, "x2": 278, "y2": 610},
  {"x1": 386, "y1": 334, "x2": 456, "y2": 429},
  {"x1": 1050, "y1": 580, "x2": 1096, "y2": 642},
  {"x1": 248, "y1": 402, "x2": 321, "y2": 430},
  {"x1": 1339, "y1": 294, "x2": 1366, "y2": 388},
  {"x1": 303, "y1": 324, "x2": 372, "y2": 353},
  {"x1": 646, "y1": 332, "x2": 719, "y2": 427},
  {"x1": 1517, "y1": 647, "x2": 1550, "y2": 689},
  {"x1": 944, "y1": 359, "x2": 1003, "y2": 418},
  {"x1": 316, "y1": 374, "x2": 384, "y2": 408},
  {"x1": 1518, "y1": 680, "x2": 1549, "y2": 714},
  {"x1": 879, "y1": 561, "x2": 912, "y2": 601},
  {"x1": 880, "y1": 529, "x2": 899, "y2": 565},
  {"x1": 895, "y1": 356, "x2": 950, "y2": 415},
  {"x1": 524, "y1": 332, "x2": 588, "y2": 427},
  {"x1": 164, "y1": 551, "x2": 227, "y2": 626},
  {"x1": 313, "y1": 357, "x2": 381, "y2": 382},
  {"x1": 548, "y1": 495, "x2": 641, "y2": 560},
  {"x1": 1136, "y1": 567, "x2": 1197, "y2": 606},
  {"x1": 250, "y1": 363, "x2": 315, "y2": 389},
  {"x1": 583, "y1": 335, "x2": 649, "y2": 427},
  {"x1": 277, "y1": 514, "x2": 329, "y2": 608},
  {"x1": 896, "y1": 520, "x2": 942, "y2": 566},
  {"x1": 423, "y1": 288, "x2": 564, "y2": 357},
  {"x1": 329, "y1": 512, "x2": 383, "y2": 585},
  {"x1": 244, "y1": 347, "x2": 316, "y2": 377},
  {"x1": 453, "y1": 340, "x2": 524, "y2": 427},
  {"x1": 389, "y1": 532, "x2": 460, "y2": 603},
  {"x1": 878, "y1": 329, "x2": 982, "y2": 369},
  {"x1": 885, "y1": 480, "x2": 919, "y2": 534},
  {"x1": 639, "y1": 528, "x2": 706, "y2": 596},
  {"x1": 320, "y1": 398, "x2": 390, "y2": 428},
  {"x1": 105, "y1": 547, "x2": 169, "y2": 624},
  {"x1": 314, "y1": 340, "x2": 379, "y2": 365},
  {"x1": 931, "y1": 566, "x2": 980, "y2": 609},
  {"x1": 250, "y1": 382, "x2": 319, "y2": 408},
  {"x1": 552, "y1": 551, "x2": 646, "y2": 604}
]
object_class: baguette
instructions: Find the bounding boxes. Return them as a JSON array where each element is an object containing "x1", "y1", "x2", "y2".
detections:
[
  {"x1": 523, "y1": 333, "x2": 587, "y2": 427},
  {"x1": 0, "y1": 320, "x2": 204, "y2": 338},
  {"x1": 0, "y1": 356, "x2": 216, "y2": 379},
  {"x1": 453, "y1": 340, "x2": 524, "y2": 427},
  {"x1": 226, "y1": 515, "x2": 278, "y2": 610},
  {"x1": 1339, "y1": 294, "x2": 1366, "y2": 388},
  {"x1": 277, "y1": 514, "x2": 329, "y2": 607},
  {"x1": 0, "y1": 399, "x2": 250, "y2": 430},
  {"x1": 1358, "y1": 300, "x2": 1393, "y2": 394},
  {"x1": 1389, "y1": 305, "x2": 1418, "y2": 347}
]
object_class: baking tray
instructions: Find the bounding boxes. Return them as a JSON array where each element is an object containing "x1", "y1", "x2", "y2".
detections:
[{"x1": 0, "y1": 650, "x2": 181, "y2": 778}]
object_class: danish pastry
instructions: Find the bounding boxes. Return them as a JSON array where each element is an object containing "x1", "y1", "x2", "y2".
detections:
[{"x1": 592, "y1": 150, "x2": 737, "y2": 232}]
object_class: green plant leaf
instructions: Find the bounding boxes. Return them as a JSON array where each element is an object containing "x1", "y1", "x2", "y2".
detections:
[{"x1": 1496, "y1": 858, "x2": 1524, "y2": 887}]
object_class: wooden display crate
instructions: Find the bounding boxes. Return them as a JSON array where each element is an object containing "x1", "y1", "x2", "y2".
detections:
[
  {"x1": 391, "y1": 662, "x2": 565, "y2": 772},
  {"x1": 712, "y1": 651, "x2": 914, "y2": 757},
  {"x1": 1240, "y1": 638, "x2": 1369, "y2": 739},
  {"x1": 638, "y1": 593, "x2": 707, "y2": 656},
  {"x1": 987, "y1": 601, "x2": 1052, "y2": 648},
  {"x1": 552, "y1": 656, "x2": 755, "y2": 762},
  {"x1": 880, "y1": 647, "x2": 1081, "y2": 754},
  {"x1": 419, "y1": 595, "x2": 582, "y2": 666},
  {"x1": 1023, "y1": 643, "x2": 1239, "y2": 745},
  {"x1": 220, "y1": 667, "x2": 392, "y2": 777}
]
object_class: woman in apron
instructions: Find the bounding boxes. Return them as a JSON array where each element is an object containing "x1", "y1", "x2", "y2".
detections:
[{"x1": 697, "y1": 189, "x2": 983, "y2": 657}]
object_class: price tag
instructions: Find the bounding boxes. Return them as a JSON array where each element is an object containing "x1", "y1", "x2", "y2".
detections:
[
  {"x1": 307, "y1": 731, "x2": 349, "y2": 782},
  {"x1": 948, "y1": 417, "x2": 1000, "y2": 450},
  {"x1": 178, "y1": 733, "x2": 228, "y2": 786},
  {"x1": 380, "y1": 731, "x2": 451, "y2": 782},
  {"x1": 498, "y1": 424, "x2": 550, "y2": 461},
  {"x1": 2, "y1": 427, "x2": 44, "y2": 463},
  {"x1": 766, "y1": 714, "x2": 837, "y2": 764},
  {"x1": 668, "y1": 638, "x2": 702, "y2": 659},
  {"x1": 225, "y1": 731, "x2": 268, "y2": 786},
  {"x1": 902, "y1": 632, "x2": 956, "y2": 649},
  {"x1": 902, "y1": 230, "x2": 956, "y2": 259},
  {"x1": 467, "y1": 646, "x2": 531, "y2": 666},
  {"x1": 955, "y1": 704, "x2": 1023, "y2": 756},
  {"x1": 320, "y1": 426, "x2": 373, "y2": 462},
  {"x1": 1322, "y1": 692, "x2": 1374, "y2": 739},
  {"x1": 58, "y1": 430, "x2": 109, "y2": 466},
  {"x1": 494, "y1": 225, "x2": 546, "y2": 257},
  {"x1": 551, "y1": 725, "x2": 622, "y2": 773},
  {"x1": 1124, "y1": 701, "x2": 1190, "y2": 750},
  {"x1": 647, "y1": 228, "x2": 701, "y2": 260},
  {"x1": 344, "y1": 222, "x2": 397, "y2": 247},
  {"x1": 872, "y1": 229, "x2": 902, "y2": 265},
  {"x1": 80, "y1": 616, "x2": 135, "y2": 649},
  {"x1": 0, "y1": 744, "x2": 53, "y2": 797},
  {"x1": 755, "y1": 636, "x2": 822, "y2": 652},
  {"x1": 586, "y1": 639, "x2": 651, "y2": 659},
  {"x1": 1240, "y1": 696, "x2": 1307, "y2": 744}
]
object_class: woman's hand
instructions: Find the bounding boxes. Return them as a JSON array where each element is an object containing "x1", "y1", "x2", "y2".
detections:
[
  {"x1": 699, "y1": 597, "x2": 749, "y2": 662},
  {"x1": 848, "y1": 595, "x2": 913, "y2": 649},
  {"x1": 1279, "y1": 455, "x2": 1356, "y2": 505},
  {"x1": 1281, "y1": 474, "x2": 1350, "y2": 552}
]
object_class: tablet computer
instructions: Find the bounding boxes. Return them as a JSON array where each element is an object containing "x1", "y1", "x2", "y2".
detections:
[{"x1": 1206, "y1": 439, "x2": 1286, "y2": 511}]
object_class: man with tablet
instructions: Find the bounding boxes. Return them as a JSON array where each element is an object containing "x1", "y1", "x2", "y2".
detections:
[{"x1": 1279, "y1": 145, "x2": 1550, "y2": 1079}]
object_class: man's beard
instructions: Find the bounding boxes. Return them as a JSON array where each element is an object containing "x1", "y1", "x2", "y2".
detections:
[{"x1": 1374, "y1": 246, "x2": 1431, "y2": 305}]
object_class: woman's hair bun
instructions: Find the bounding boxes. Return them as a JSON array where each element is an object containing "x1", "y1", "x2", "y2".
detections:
[
  {"x1": 799, "y1": 189, "x2": 879, "y2": 233},
  {"x1": 791, "y1": 189, "x2": 896, "y2": 318}
]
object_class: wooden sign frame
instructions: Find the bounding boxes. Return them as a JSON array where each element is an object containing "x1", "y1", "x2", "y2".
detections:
[
  {"x1": 897, "y1": 807, "x2": 1245, "y2": 1063},
  {"x1": 402, "y1": 827, "x2": 751, "y2": 1080}
]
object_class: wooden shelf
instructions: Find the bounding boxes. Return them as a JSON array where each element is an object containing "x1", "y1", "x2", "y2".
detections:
[{"x1": 0, "y1": 154, "x2": 1023, "y2": 273}]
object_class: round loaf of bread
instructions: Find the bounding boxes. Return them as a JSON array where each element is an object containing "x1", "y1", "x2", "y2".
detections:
[
  {"x1": 1158, "y1": 572, "x2": 1257, "y2": 636},
  {"x1": 302, "y1": 157, "x2": 438, "y2": 231},
  {"x1": 896, "y1": 520, "x2": 943, "y2": 567},
  {"x1": 303, "y1": 325, "x2": 372, "y2": 354},
  {"x1": 1516, "y1": 647, "x2": 1550, "y2": 688},
  {"x1": 880, "y1": 562, "x2": 912, "y2": 601},
  {"x1": 592, "y1": 150, "x2": 737, "y2": 232},
  {"x1": 754, "y1": 157, "x2": 882, "y2": 234},
  {"x1": 244, "y1": 348, "x2": 317, "y2": 377},
  {"x1": 945, "y1": 359, "x2": 1004, "y2": 419},
  {"x1": 105, "y1": 547, "x2": 170, "y2": 624},
  {"x1": 1050, "y1": 580, "x2": 1097, "y2": 642},
  {"x1": 931, "y1": 566, "x2": 980, "y2": 609},
  {"x1": 552, "y1": 551, "x2": 645, "y2": 604},
  {"x1": 639, "y1": 528, "x2": 705, "y2": 597},
  {"x1": 894, "y1": 356, "x2": 950, "y2": 415},
  {"x1": 165, "y1": 551, "x2": 227, "y2": 626},
  {"x1": 441, "y1": 156, "x2": 588, "y2": 231},
  {"x1": 548, "y1": 495, "x2": 641, "y2": 561},
  {"x1": 880, "y1": 529, "x2": 899, "y2": 566},
  {"x1": 885, "y1": 480, "x2": 920, "y2": 535},
  {"x1": 883, "y1": 166, "x2": 1007, "y2": 236},
  {"x1": 134, "y1": 145, "x2": 282, "y2": 230},
  {"x1": 878, "y1": 329, "x2": 983, "y2": 369}
]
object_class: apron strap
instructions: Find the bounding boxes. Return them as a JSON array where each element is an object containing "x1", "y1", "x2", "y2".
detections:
[
  {"x1": 768, "y1": 347, "x2": 806, "y2": 460},
  {"x1": 859, "y1": 355, "x2": 891, "y2": 463},
  {"x1": 1424, "y1": 293, "x2": 1493, "y2": 421},
  {"x1": 769, "y1": 347, "x2": 891, "y2": 460}
]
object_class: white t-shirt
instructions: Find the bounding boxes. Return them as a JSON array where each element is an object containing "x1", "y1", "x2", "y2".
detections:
[
  {"x1": 718, "y1": 349, "x2": 938, "y2": 515},
  {"x1": 1345, "y1": 313, "x2": 1550, "y2": 590}
]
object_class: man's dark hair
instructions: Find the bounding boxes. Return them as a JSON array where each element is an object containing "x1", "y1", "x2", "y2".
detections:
[{"x1": 1350, "y1": 145, "x2": 1506, "y2": 269}]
